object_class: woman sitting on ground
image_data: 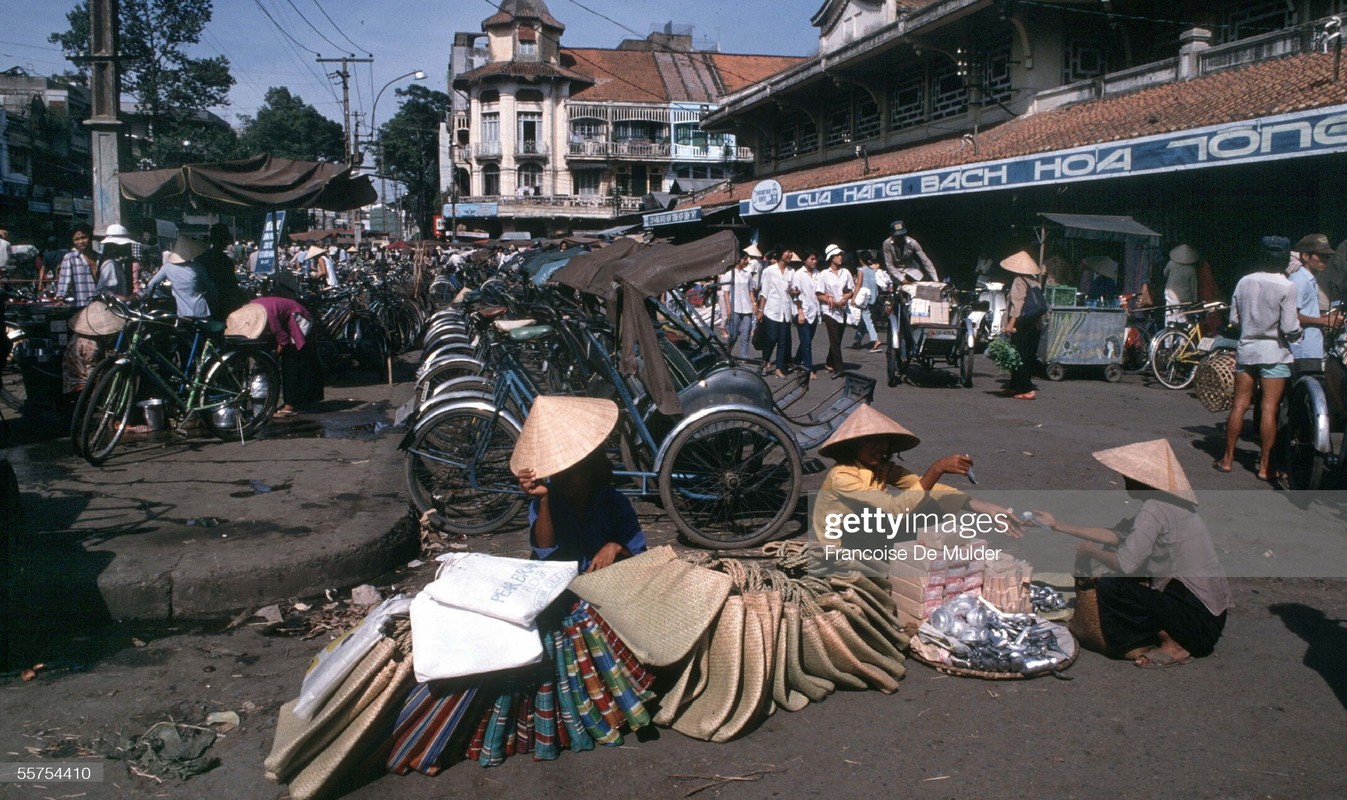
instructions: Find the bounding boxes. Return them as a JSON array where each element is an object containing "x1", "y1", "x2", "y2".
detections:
[
  {"x1": 1032, "y1": 439, "x2": 1230, "y2": 668},
  {"x1": 812, "y1": 404, "x2": 1022, "y2": 546},
  {"x1": 513, "y1": 396, "x2": 646, "y2": 572}
]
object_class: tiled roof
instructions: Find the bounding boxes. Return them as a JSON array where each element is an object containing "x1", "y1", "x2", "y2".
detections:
[
  {"x1": 482, "y1": 0, "x2": 564, "y2": 31},
  {"x1": 455, "y1": 60, "x2": 592, "y2": 84},
  {"x1": 708, "y1": 51, "x2": 1347, "y2": 204},
  {"x1": 562, "y1": 49, "x2": 806, "y2": 103}
]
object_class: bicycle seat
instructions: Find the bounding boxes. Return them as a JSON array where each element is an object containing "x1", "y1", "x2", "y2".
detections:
[
  {"x1": 494, "y1": 318, "x2": 537, "y2": 332},
  {"x1": 479, "y1": 306, "x2": 508, "y2": 319},
  {"x1": 187, "y1": 318, "x2": 226, "y2": 334},
  {"x1": 508, "y1": 324, "x2": 555, "y2": 342}
]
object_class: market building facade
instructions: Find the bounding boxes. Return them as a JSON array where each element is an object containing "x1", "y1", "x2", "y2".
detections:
[
  {"x1": 439, "y1": 0, "x2": 802, "y2": 237},
  {"x1": 672, "y1": 0, "x2": 1347, "y2": 291},
  {"x1": 0, "y1": 68, "x2": 93, "y2": 242}
]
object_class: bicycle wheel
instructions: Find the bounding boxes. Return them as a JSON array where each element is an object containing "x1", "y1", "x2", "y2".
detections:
[
  {"x1": 657, "y1": 409, "x2": 803, "y2": 548},
  {"x1": 1150, "y1": 328, "x2": 1198, "y2": 389},
  {"x1": 1280, "y1": 383, "x2": 1327, "y2": 490},
  {"x1": 405, "y1": 405, "x2": 525, "y2": 535},
  {"x1": 79, "y1": 361, "x2": 139, "y2": 466},
  {"x1": 1121, "y1": 324, "x2": 1151, "y2": 373},
  {"x1": 70, "y1": 356, "x2": 118, "y2": 457},
  {"x1": 200, "y1": 350, "x2": 281, "y2": 441}
]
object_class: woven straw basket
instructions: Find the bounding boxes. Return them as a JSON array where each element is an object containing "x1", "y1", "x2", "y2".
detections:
[{"x1": 1195, "y1": 349, "x2": 1236, "y2": 413}]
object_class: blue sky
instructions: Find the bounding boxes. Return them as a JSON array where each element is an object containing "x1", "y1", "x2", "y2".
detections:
[{"x1": 2, "y1": 0, "x2": 821, "y2": 133}]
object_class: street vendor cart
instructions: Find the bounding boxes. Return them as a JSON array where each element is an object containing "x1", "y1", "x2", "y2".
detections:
[{"x1": 1038, "y1": 305, "x2": 1127, "y2": 382}]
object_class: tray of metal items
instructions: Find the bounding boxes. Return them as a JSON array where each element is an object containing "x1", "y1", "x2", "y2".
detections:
[
  {"x1": 1038, "y1": 305, "x2": 1127, "y2": 382},
  {"x1": 909, "y1": 593, "x2": 1077, "y2": 679}
]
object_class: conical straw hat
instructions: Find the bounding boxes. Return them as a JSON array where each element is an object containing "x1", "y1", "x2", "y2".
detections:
[
  {"x1": 1091, "y1": 439, "x2": 1196, "y2": 504},
  {"x1": 509, "y1": 395, "x2": 618, "y2": 478},
  {"x1": 165, "y1": 235, "x2": 206, "y2": 264},
  {"x1": 69, "y1": 298, "x2": 127, "y2": 336},
  {"x1": 225, "y1": 302, "x2": 268, "y2": 339},
  {"x1": 818, "y1": 404, "x2": 920, "y2": 460},
  {"x1": 1000, "y1": 250, "x2": 1042, "y2": 275},
  {"x1": 305, "y1": 245, "x2": 327, "y2": 261}
]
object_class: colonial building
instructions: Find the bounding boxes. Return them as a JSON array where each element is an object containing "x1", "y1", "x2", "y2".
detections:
[
  {"x1": 682, "y1": 1, "x2": 1347, "y2": 287},
  {"x1": 0, "y1": 68, "x2": 92, "y2": 240},
  {"x1": 442, "y1": 0, "x2": 803, "y2": 236}
]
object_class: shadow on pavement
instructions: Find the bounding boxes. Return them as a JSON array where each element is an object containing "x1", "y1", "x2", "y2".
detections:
[{"x1": 1269, "y1": 602, "x2": 1347, "y2": 710}]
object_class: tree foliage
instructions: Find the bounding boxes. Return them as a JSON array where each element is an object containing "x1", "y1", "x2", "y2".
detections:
[
  {"x1": 237, "y1": 87, "x2": 344, "y2": 162},
  {"x1": 51, "y1": 0, "x2": 236, "y2": 167},
  {"x1": 376, "y1": 84, "x2": 450, "y2": 237}
]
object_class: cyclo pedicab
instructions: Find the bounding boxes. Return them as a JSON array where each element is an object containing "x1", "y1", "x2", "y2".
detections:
[
  {"x1": 880, "y1": 280, "x2": 981, "y2": 388},
  {"x1": 401, "y1": 231, "x2": 873, "y2": 548}
]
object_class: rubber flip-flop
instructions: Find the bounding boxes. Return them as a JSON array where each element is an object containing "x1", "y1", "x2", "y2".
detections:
[
  {"x1": 1135, "y1": 650, "x2": 1192, "y2": 669},
  {"x1": 1212, "y1": 461, "x2": 1233, "y2": 473},
  {"x1": 1013, "y1": 392, "x2": 1037, "y2": 400},
  {"x1": 272, "y1": 409, "x2": 297, "y2": 419}
]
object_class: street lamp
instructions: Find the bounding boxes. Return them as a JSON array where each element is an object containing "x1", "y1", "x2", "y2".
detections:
[{"x1": 367, "y1": 69, "x2": 426, "y2": 241}]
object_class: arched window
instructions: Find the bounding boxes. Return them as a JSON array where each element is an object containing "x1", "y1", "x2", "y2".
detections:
[
  {"x1": 482, "y1": 163, "x2": 500, "y2": 196},
  {"x1": 516, "y1": 88, "x2": 544, "y2": 103},
  {"x1": 479, "y1": 89, "x2": 500, "y2": 104},
  {"x1": 517, "y1": 163, "x2": 542, "y2": 195}
]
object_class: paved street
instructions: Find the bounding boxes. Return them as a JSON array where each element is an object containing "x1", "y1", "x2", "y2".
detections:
[{"x1": 2, "y1": 347, "x2": 1345, "y2": 799}]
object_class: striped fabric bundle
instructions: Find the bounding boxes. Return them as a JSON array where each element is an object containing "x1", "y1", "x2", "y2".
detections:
[
  {"x1": 385, "y1": 683, "x2": 479, "y2": 776},
  {"x1": 531, "y1": 682, "x2": 559, "y2": 760}
]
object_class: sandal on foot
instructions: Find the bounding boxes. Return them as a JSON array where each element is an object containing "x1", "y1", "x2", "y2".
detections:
[{"x1": 1212, "y1": 461, "x2": 1233, "y2": 473}]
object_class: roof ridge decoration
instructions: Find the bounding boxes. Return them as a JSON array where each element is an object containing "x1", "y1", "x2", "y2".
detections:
[{"x1": 482, "y1": 0, "x2": 565, "y2": 33}]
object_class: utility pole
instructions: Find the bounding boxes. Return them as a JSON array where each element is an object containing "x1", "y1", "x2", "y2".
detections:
[
  {"x1": 86, "y1": 0, "x2": 125, "y2": 235},
  {"x1": 316, "y1": 56, "x2": 372, "y2": 163}
]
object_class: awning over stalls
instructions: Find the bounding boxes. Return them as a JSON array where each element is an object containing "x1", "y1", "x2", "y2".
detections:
[
  {"x1": 1038, "y1": 213, "x2": 1161, "y2": 241},
  {"x1": 119, "y1": 154, "x2": 377, "y2": 212},
  {"x1": 288, "y1": 228, "x2": 356, "y2": 242}
]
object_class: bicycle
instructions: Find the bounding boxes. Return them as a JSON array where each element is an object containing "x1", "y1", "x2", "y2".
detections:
[
  {"x1": 1119, "y1": 294, "x2": 1162, "y2": 374},
  {"x1": 75, "y1": 295, "x2": 281, "y2": 465},
  {"x1": 1148, "y1": 301, "x2": 1228, "y2": 390}
]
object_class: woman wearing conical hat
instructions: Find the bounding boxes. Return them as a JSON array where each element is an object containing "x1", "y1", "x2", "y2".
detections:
[
  {"x1": 512, "y1": 396, "x2": 646, "y2": 573},
  {"x1": 1031, "y1": 440, "x2": 1230, "y2": 668},
  {"x1": 812, "y1": 404, "x2": 1023, "y2": 546},
  {"x1": 1000, "y1": 250, "x2": 1045, "y2": 400}
]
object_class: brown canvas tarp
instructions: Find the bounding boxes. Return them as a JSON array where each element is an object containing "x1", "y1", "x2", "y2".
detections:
[
  {"x1": 613, "y1": 231, "x2": 739, "y2": 416},
  {"x1": 549, "y1": 237, "x2": 640, "y2": 300},
  {"x1": 119, "y1": 154, "x2": 377, "y2": 212}
]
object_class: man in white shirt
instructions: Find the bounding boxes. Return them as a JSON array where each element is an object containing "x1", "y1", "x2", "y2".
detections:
[
  {"x1": 818, "y1": 244, "x2": 856, "y2": 378},
  {"x1": 756, "y1": 250, "x2": 796, "y2": 378},
  {"x1": 0, "y1": 228, "x2": 11, "y2": 274},
  {"x1": 791, "y1": 251, "x2": 822, "y2": 378},
  {"x1": 719, "y1": 252, "x2": 758, "y2": 359}
]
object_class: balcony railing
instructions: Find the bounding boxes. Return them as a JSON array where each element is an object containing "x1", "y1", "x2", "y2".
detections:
[
  {"x1": 471, "y1": 141, "x2": 502, "y2": 159},
  {"x1": 458, "y1": 193, "x2": 645, "y2": 216},
  {"x1": 567, "y1": 139, "x2": 753, "y2": 162},
  {"x1": 515, "y1": 140, "x2": 549, "y2": 158}
]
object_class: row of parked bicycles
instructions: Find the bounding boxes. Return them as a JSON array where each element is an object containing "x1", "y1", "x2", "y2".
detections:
[
  {"x1": 61, "y1": 262, "x2": 432, "y2": 466},
  {"x1": 400, "y1": 232, "x2": 875, "y2": 549}
]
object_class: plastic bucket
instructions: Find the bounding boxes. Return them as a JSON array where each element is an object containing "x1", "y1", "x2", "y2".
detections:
[{"x1": 137, "y1": 398, "x2": 167, "y2": 431}]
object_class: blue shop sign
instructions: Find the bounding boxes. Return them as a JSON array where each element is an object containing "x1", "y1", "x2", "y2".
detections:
[
  {"x1": 446, "y1": 202, "x2": 499, "y2": 218},
  {"x1": 741, "y1": 104, "x2": 1347, "y2": 216},
  {"x1": 644, "y1": 207, "x2": 703, "y2": 228}
]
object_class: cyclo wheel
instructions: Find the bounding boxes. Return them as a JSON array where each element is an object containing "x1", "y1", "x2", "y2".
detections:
[
  {"x1": 1150, "y1": 328, "x2": 1197, "y2": 389},
  {"x1": 886, "y1": 344, "x2": 901, "y2": 387},
  {"x1": 405, "y1": 405, "x2": 525, "y2": 535},
  {"x1": 657, "y1": 409, "x2": 803, "y2": 548},
  {"x1": 960, "y1": 347, "x2": 974, "y2": 388},
  {"x1": 200, "y1": 349, "x2": 281, "y2": 441},
  {"x1": 79, "y1": 361, "x2": 139, "y2": 466},
  {"x1": 1280, "y1": 382, "x2": 1327, "y2": 490},
  {"x1": 71, "y1": 356, "x2": 118, "y2": 458}
]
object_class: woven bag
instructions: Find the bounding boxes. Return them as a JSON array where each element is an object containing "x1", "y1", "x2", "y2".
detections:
[
  {"x1": 266, "y1": 637, "x2": 400, "y2": 783},
  {"x1": 799, "y1": 608, "x2": 867, "y2": 690},
  {"x1": 711, "y1": 591, "x2": 778, "y2": 742},
  {"x1": 287, "y1": 653, "x2": 416, "y2": 800},
  {"x1": 781, "y1": 601, "x2": 833, "y2": 702},
  {"x1": 670, "y1": 595, "x2": 746, "y2": 740},
  {"x1": 770, "y1": 592, "x2": 813, "y2": 711},
  {"x1": 1195, "y1": 349, "x2": 1236, "y2": 413},
  {"x1": 1068, "y1": 577, "x2": 1109, "y2": 655},
  {"x1": 570, "y1": 545, "x2": 732, "y2": 667}
]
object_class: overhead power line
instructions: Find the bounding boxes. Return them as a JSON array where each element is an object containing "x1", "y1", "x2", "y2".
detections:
[{"x1": 308, "y1": 0, "x2": 373, "y2": 57}]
